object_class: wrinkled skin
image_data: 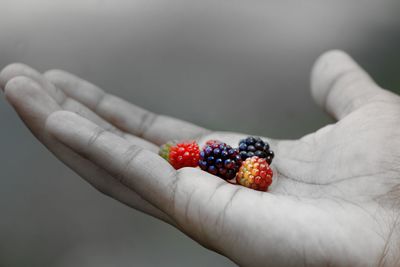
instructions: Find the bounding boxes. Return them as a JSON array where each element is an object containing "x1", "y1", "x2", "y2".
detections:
[{"x1": 1, "y1": 51, "x2": 400, "y2": 267}]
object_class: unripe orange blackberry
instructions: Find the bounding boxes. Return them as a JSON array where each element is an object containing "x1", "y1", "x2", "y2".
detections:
[{"x1": 236, "y1": 156, "x2": 273, "y2": 191}]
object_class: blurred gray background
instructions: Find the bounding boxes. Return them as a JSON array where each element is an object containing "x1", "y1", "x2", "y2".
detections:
[{"x1": 0, "y1": 0, "x2": 399, "y2": 266}]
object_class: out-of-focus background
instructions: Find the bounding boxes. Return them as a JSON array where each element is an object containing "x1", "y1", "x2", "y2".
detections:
[{"x1": 0, "y1": 0, "x2": 399, "y2": 266}]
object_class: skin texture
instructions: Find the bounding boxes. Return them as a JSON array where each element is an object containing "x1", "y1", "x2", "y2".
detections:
[{"x1": 1, "y1": 50, "x2": 400, "y2": 267}]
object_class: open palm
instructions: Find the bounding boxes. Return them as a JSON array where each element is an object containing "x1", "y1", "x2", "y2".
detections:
[{"x1": 1, "y1": 51, "x2": 399, "y2": 267}]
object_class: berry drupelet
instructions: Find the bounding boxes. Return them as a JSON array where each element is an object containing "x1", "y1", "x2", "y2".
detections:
[
  {"x1": 238, "y1": 136, "x2": 274, "y2": 164},
  {"x1": 203, "y1": 139, "x2": 222, "y2": 149},
  {"x1": 199, "y1": 141, "x2": 242, "y2": 180}
]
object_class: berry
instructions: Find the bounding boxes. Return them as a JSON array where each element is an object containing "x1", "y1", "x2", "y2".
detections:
[
  {"x1": 159, "y1": 141, "x2": 200, "y2": 169},
  {"x1": 199, "y1": 141, "x2": 242, "y2": 180},
  {"x1": 203, "y1": 139, "x2": 222, "y2": 149},
  {"x1": 238, "y1": 136, "x2": 274, "y2": 164},
  {"x1": 236, "y1": 156, "x2": 273, "y2": 191}
]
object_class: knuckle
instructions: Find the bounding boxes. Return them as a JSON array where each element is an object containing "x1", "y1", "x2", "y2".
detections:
[
  {"x1": 87, "y1": 127, "x2": 108, "y2": 148},
  {"x1": 330, "y1": 69, "x2": 367, "y2": 92},
  {"x1": 137, "y1": 111, "x2": 158, "y2": 137},
  {"x1": 43, "y1": 69, "x2": 67, "y2": 83},
  {"x1": 122, "y1": 145, "x2": 143, "y2": 163},
  {"x1": 93, "y1": 92, "x2": 107, "y2": 112},
  {"x1": 114, "y1": 145, "x2": 144, "y2": 185},
  {"x1": 43, "y1": 70, "x2": 83, "y2": 95},
  {"x1": 43, "y1": 69, "x2": 64, "y2": 78}
]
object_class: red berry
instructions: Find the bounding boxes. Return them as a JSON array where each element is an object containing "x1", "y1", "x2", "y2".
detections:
[
  {"x1": 159, "y1": 141, "x2": 200, "y2": 169},
  {"x1": 236, "y1": 156, "x2": 273, "y2": 191}
]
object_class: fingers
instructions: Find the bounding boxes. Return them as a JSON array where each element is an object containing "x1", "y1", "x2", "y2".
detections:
[
  {"x1": 0, "y1": 63, "x2": 65, "y2": 102},
  {"x1": 62, "y1": 98, "x2": 158, "y2": 151},
  {"x1": 44, "y1": 69, "x2": 210, "y2": 144},
  {"x1": 0, "y1": 64, "x2": 119, "y2": 135},
  {"x1": 1, "y1": 63, "x2": 158, "y2": 151},
  {"x1": 311, "y1": 50, "x2": 393, "y2": 120},
  {"x1": 45, "y1": 111, "x2": 247, "y2": 247},
  {"x1": 45, "y1": 111, "x2": 181, "y2": 211},
  {"x1": 2, "y1": 76, "x2": 172, "y2": 224}
]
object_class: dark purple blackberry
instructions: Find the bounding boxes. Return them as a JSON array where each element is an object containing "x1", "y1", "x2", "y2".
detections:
[
  {"x1": 199, "y1": 142, "x2": 242, "y2": 180},
  {"x1": 238, "y1": 136, "x2": 274, "y2": 164}
]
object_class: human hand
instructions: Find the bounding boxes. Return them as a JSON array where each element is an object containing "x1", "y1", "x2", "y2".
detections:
[{"x1": 1, "y1": 50, "x2": 399, "y2": 267}]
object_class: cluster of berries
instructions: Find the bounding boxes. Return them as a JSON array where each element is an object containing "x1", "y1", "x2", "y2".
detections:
[{"x1": 159, "y1": 137, "x2": 274, "y2": 191}]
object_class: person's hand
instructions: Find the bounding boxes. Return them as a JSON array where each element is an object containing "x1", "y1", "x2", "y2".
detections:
[{"x1": 1, "y1": 50, "x2": 400, "y2": 267}]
